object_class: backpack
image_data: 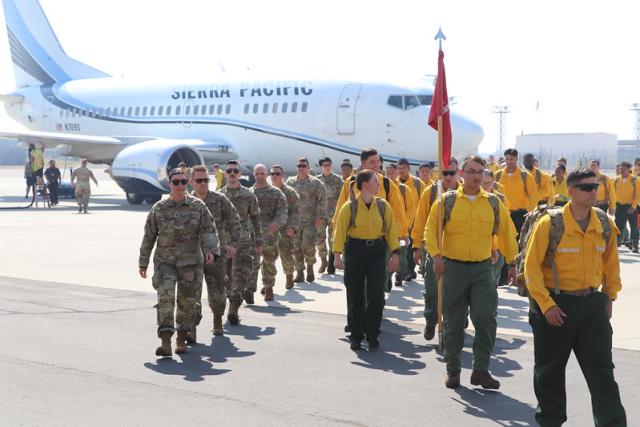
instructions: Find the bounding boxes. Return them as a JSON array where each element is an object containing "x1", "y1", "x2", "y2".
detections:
[
  {"x1": 413, "y1": 178, "x2": 423, "y2": 197},
  {"x1": 441, "y1": 191, "x2": 500, "y2": 235},
  {"x1": 515, "y1": 206, "x2": 612, "y2": 297},
  {"x1": 496, "y1": 169, "x2": 530, "y2": 197},
  {"x1": 348, "y1": 197, "x2": 387, "y2": 234}
]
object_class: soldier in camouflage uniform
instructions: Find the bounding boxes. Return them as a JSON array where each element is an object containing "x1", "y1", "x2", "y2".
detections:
[
  {"x1": 70, "y1": 159, "x2": 98, "y2": 213},
  {"x1": 270, "y1": 165, "x2": 300, "y2": 290},
  {"x1": 285, "y1": 157, "x2": 327, "y2": 283},
  {"x1": 250, "y1": 165, "x2": 288, "y2": 301},
  {"x1": 139, "y1": 168, "x2": 219, "y2": 357},
  {"x1": 220, "y1": 160, "x2": 263, "y2": 324},
  {"x1": 315, "y1": 157, "x2": 344, "y2": 275},
  {"x1": 190, "y1": 165, "x2": 241, "y2": 338}
]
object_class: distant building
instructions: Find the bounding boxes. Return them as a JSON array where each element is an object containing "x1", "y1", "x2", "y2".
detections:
[
  {"x1": 515, "y1": 133, "x2": 617, "y2": 171},
  {"x1": 617, "y1": 140, "x2": 640, "y2": 164}
]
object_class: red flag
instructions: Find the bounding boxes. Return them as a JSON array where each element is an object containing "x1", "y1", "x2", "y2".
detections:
[{"x1": 428, "y1": 49, "x2": 452, "y2": 169}]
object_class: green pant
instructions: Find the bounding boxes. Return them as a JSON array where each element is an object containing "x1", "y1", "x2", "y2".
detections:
[
  {"x1": 197, "y1": 255, "x2": 227, "y2": 320},
  {"x1": 343, "y1": 238, "x2": 387, "y2": 341},
  {"x1": 294, "y1": 221, "x2": 318, "y2": 270},
  {"x1": 529, "y1": 292, "x2": 626, "y2": 427},
  {"x1": 250, "y1": 233, "x2": 280, "y2": 289},
  {"x1": 278, "y1": 231, "x2": 296, "y2": 275},
  {"x1": 423, "y1": 253, "x2": 438, "y2": 327},
  {"x1": 152, "y1": 262, "x2": 202, "y2": 336},
  {"x1": 442, "y1": 258, "x2": 497, "y2": 372},
  {"x1": 397, "y1": 245, "x2": 408, "y2": 278},
  {"x1": 492, "y1": 254, "x2": 505, "y2": 286},
  {"x1": 226, "y1": 241, "x2": 254, "y2": 304}
]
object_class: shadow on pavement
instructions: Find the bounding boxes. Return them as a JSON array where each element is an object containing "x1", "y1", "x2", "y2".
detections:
[
  {"x1": 224, "y1": 323, "x2": 276, "y2": 341},
  {"x1": 294, "y1": 281, "x2": 341, "y2": 294},
  {"x1": 452, "y1": 387, "x2": 536, "y2": 426},
  {"x1": 248, "y1": 303, "x2": 302, "y2": 317},
  {"x1": 274, "y1": 288, "x2": 316, "y2": 304},
  {"x1": 143, "y1": 355, "x2": 231, "y2": 382}
]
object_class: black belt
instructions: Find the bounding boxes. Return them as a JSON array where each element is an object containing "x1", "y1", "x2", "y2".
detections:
[
  {"x1": 510, "y1": 209, "x2": 527, "y2": 214},
  {"x1": 444, "y1": 257, "x2": 491, "y2": 264},
  {"x1": 347, "y1": 237, "x2": 384, "y2": 247},
  {"x1": 546, "y1": 287, "x2": 598, "y2": 297}
]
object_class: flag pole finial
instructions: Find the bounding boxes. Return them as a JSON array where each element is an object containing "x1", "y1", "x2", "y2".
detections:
[{"x1": 434, "y1": 27, "x2": 446, "y2": 50}]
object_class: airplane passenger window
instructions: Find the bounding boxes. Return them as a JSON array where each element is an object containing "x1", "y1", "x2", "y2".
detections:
[
  {"x1": 127, "y1": 107, "x2": 133, "y2": 116},
  {"x1": 263, "y1": 103, "x2": 269, "y2": 114},
  {"x1": 387, "y1": 95, "x2": 403, "y2": 109},
  {"x1": 244, "y1": 104, "x2": 250, "y2": 114},
  {"x1": 175, "y1": 106, "x2": 181, "y2": 115},
  {"x1": 291, "y1": 102, "x2": 298, "y2": 113},
  {"x1": 105, "y1": 108, "x2": 111, "y2": 116},
  {"x1": 135, "y1": 107, "x2": 140, "y2": 116},
  {"x1": 301, "y1": 102, "x2": 308, "y2": 113},
  {"x1": 193, "y1": 105, "x2": 199, "y2": 115},
  {"x1": 272, "y1": 103, "x2": 278, "y2": 113},
  {"x1": 209, "y1": 105, "x2": 215, "y2": 115},
  {"x1": 418, "y1": 95, "x2": 433, "y2": 106},
  {"x1": 166, "y1": 106, "x2": 172, "y2": 115},
  {"x1": 218, "y1": 104, "x2": 224, "y2": 115},
  {"x1": 404, "y1": 96, "x2": 419, "y2": 110},
  {"x1": 252, "y1": 104, "x2": 259, "y2": 114},
  {"x1": 201, "y1": 104, "x2": 206, "y2": 114},
  {"x1": 142, "y1": 107, "x2": 148, "y2": 116},
  {"x1": 120, "y1": 107, "x2": 125, "y2": 116},
  {"x1": 150, "y1": 106, "x2": 155, "y2": 116},
  {"x1": 158, "y1": 106, "x2": 163, "y2": 116},
  {"x1": 225, "y1": 104, "x2": 231, "y2": 114},
  {"x1": 185, "y1": 105, "x2": 191, "y2": 115},
  {"x1": 282, "y1": 103, "x2": 288, "y2": 113}
]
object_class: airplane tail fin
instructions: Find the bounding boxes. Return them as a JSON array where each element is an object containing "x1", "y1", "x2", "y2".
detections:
[{"x1": 2, "y1": 0, "x2": 109, "y2": 88}]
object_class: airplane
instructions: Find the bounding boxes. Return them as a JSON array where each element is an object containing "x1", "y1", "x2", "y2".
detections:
[{"x1": 0, "y1": 0, "x2": 484, "y2": 204}]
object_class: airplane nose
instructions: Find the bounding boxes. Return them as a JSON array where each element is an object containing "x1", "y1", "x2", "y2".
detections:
[{"x1": 451, "y1": 113, "x2": 484, "y2": 155}]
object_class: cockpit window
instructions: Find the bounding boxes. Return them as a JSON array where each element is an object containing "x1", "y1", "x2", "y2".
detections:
[
  {"x1": 387, "y1": 94, "x2": 433, "y2": 110},
  {"x1": 387, "y1": 95, "x2": 403, "y2": 109},
  {"x1": 404, "y1": 96, "x2": 420, "y2": 109},
  {"x1": 418, "y1": 95, "x2": 433, "y2": 106}
]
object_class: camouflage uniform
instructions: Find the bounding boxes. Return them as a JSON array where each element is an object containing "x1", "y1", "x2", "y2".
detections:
[
  {"x1": 220, "y1": 185, "x2": 263, "y2": 303},
  {"x1": 139, "y1": 194, "x2": 220, "y2": 337},
  {"x1": 71, "y1": 166, "x2": 97, "y2": 209},
  {"x1": 250, "y1": 184, "x2": 287, "y2": 289},
  {"x1": 285, "y1": 175, "x2": 327, "y2": 270},
  {"x1": 192, "y1": 190, "x2": 241, "y2": 320},
  {"x1": 316, "y1": 173, "x2": 343, "y2": 258},
  {"x1": 274, "y1": 183, "x2": 300, "y2": 275}
]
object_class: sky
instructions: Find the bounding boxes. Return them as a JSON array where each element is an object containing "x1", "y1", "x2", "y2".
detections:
[{"x1": 1, "y1": 0, "x2": 639, "y2": 154}]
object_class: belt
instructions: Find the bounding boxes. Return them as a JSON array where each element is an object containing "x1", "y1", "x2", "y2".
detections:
[
  {"x1": 444, "y1": 257, "x2": 491, "y2": 265},
  {"x1": 546, "y1": 287, "x2": 598, "y2": 297},
  {"x1": 348, "y1": 237, "x2": 384, "y2": 247}
]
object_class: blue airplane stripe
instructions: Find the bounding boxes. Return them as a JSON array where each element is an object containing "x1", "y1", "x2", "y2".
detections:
[{"x1": 110, "y1": 167, "x2": 158, "y2": 180}]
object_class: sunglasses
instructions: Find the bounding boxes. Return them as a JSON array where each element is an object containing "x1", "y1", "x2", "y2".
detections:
[
  {"x1": 226, "y1": 168, "x2": 240, "y2": 174},
  {"x1": 297, "y1": 164, "x2": 308, "y2": 168},
  {"x1": 572, "y1": 183, "x2": 599, "y2": 192},
  {"x1": 194, "y1": 178, "x2": 210, "y2": 183},
  {"x1": 442, "y1": 170, "x2": 457, "y2": 177},
  {"x1": 270, "y1": 171, "x2": 282, "y2": 176},
  {"x1": 171, "y1": 178, "x2": 188, "y2": 186}
]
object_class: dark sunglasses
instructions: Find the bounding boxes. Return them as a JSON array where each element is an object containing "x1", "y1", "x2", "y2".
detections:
[
  {"x1": 442, "y1": 170, "x2": 457, "y2": 177},
  {"x1": 270, "y1": 171, "x2": 282, "y2": 176},
  {"x1": 572, "y1": 183, "x2": 599, "y2": 192},
  {"x1": 194, "y1": 178, "x2": 210, "y2": 183},
  {"x1": 297, "y1": 164, "x2": 308, "y2": 168},
  {"x1": 226, "y1": 168, "x2": 240, "y2": 174},
  {"x1": 171, "y1": 179, "x2": 188, "y2": 186}
]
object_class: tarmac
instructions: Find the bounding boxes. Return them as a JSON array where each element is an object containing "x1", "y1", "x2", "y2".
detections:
[{"x1": 1, "y1": 166, "x2": 639, "y2": 426}]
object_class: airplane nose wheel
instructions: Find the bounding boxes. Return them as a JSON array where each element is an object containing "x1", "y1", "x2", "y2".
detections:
[{"x1": 125, "y1": 192, "x2": 145, "y2": 205}]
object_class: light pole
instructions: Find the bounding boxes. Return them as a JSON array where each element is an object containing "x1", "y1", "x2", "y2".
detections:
[{"x1": 493, "y1": 105, "x2": 510, "y2": 155}]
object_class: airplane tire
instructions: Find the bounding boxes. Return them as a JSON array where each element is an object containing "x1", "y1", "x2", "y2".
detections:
[
  {"x1": 126, "y1": 192, "x2": 145, "y2": 205},
  {"x1": 144, "y1": 194, "x2": 162, "y2": 204}
]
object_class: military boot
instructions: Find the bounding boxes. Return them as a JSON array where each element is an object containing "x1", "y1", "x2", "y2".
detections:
[
  {"x1": 83, "y1": 206, "x2": 88, "y2": 214},
  {"x1": 212, "y1": 314, "x2": 223, "y2": 336},
  {"x1": 318, "y1": 257, "x2": 328, "y2": 274},
  {"x1": 185, "y1": 325, "x2": 197, "y2": 345},
  {"x1": 470, "y1": 370, "x2": 500, "y2": 390},
  {"x1": 227, "y1": 301, "x2": 240, "y2": 325},
  {"x1": 243, "y1": 289, "x2": 255, "y2": 305},
  {"x1": 77, "y1": 205, "x2": 82, "y2": 213},
  {"x1": 327, "y1": 253, "x2": 336, "y2": 274},
  {"x1": 155, "y1": 331, "x2": 172, "y2": 357},
  {"x1": 264, "y1": 287, "x2": 274, "y2": 301},
  {"x1": 306, "y1": 265, "x2": 315, "y2": 282},
  {"x1": 285, "y1": 274, "x2": 294, "y2": 289},
  {"x1": 294, "y1": 270, "x2": 305, "y2": 283},
  {"x1": 175, "y1": 330, "x2": 189, "y2": 354},
  {"x1": 633, "y1": 239, "x2": 639, "y2": 254}
]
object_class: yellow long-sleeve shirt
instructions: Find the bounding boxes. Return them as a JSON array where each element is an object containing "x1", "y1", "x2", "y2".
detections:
[
  {"x1": 530, "y1": 167, "x2": 553, "y2": 203},
  {"x1": 332, "y1": 172, "x2": 405, "y2": 231},
  {"x1": 332, "y1": 196, "x2": 400, "y2": 253},
  {"x1": 495, "y1": 166, "x2": 538, "y2": 211},
  {"x1": 595, "y1": 172, "x2": 616, "y2": 207},
  {"x1": 552, "y1": 175, "x2": 569, "y2": 201},
  {"x1": 397, "y1": 175, "x2": 423, "y2": 228},
  {"x1": 424, "y1": 187, "x2": 519, "y2": 263},
  {"x1": 523, "y1": 202, "x2": 622, "y2": 314},
  {"x1": 487, "y1": 162, "x2": 500, "y2": 173},
  {"x1": 613, "y1": 175, "x2": 639, "y2": 209},
  {"x1": 411, "y1": 182, "x2": 459, "y2": 248}
]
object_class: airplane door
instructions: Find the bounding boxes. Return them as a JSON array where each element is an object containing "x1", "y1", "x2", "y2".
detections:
[
  {"x1": 182, "y1": 100, "x2": 194, "y2": 127},
  {"x1": 337, "y1": 84, "x2": 362, "y2": 135}
]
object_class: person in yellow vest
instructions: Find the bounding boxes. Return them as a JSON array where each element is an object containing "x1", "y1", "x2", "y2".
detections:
[
  {"x1": 588, "y1": 159, "x2": 616, "y2": 214},
  {"x1": 524, "y1": 167, "x2": 626, "y2": 426},
  {"x1": 495, "y1": 148, "x2": 538, "y2": 234},
  {"x1": 551, "y1": 163, "x2": 569, "y2": 206},
  {"x1": 523, "y1": 153, "x2": 553, "y2": 206},
  {"x1": 412, "y1": 158, "x2": 460, "y2": 340},
  {"x1": 426, "y1": 155, "x2": 518, "y2": 389},
  {"x1": 397, "y1": 159, "x2": 424, "y2": 281},
  {"x1": 333, "y1": 169, "x2": 400, "y2": 351},
  {"x1": 211, "y1": 163, "x2": 225, "y2": 190},
  {"x1": 633, "y1": 158, "x2": 640, "y2": 177},
  {"x1": 613, "y1": 161, "x2": 640, "y2": 252},
  {"x1": 486, "y1": 155, "x2": 500, "y2": 173},
  {"x1": 340, "y1": 159, "x2": 354, "y2": 181}
]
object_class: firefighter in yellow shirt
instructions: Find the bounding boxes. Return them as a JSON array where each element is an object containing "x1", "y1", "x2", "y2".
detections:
[
  {"x1": 425, "y1": 156, "x2": 518, "y2": 390},
  {"x1": 411, "y1": 159, "x2": 460, "y2": 341},
  {"x1": 333, "y1": 169, "x2": 400, "y2": 351},
  {"x1": 613, "y1": 160, "x2": 640, "y2": 252},
  {"x1": 588, "y1": 159, "x2": 616, "y2": 214},
  {"x1": 523, "y1": 153, "x2": 552, "y2": 206},
  {"x1": 551, "y1": 163, "x2": 569, "y2": 206},
  {"x1": 486, "y1": 155, "x2": 500, "y2": 173},
  {"x1": 523, "y1": 167, "x2": 626, "y2": 426},
  {"x1": 397, "y1": 159, "x2": 425, "y2": 281}
]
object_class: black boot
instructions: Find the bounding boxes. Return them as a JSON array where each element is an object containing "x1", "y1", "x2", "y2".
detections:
[{"x1": 327, "y1": 252, "x2": 336, "y2": 274}]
